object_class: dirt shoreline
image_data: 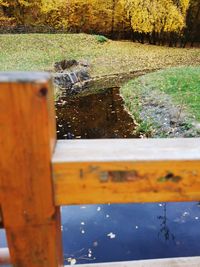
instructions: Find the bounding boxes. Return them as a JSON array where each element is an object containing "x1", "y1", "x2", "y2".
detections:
[{"x1": 126, "y1": 87, "x2": 200, "y2": 138}]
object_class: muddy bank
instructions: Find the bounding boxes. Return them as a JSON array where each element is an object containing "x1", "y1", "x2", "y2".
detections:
[
  {"x1": 121, "y1": 87, "x2": 200, "y2": 138},
  {"x1": 56, "y1": 88, "x2": 137, "y2": 139}
]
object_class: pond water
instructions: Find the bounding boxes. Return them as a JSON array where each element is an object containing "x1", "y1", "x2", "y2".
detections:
[
  {"x1": 1, "y1": 88, "x2": 200, "y2": 266},
  {"x1": 56, "y1": 88, "x2": 137, "y2": 139},
  {"x1": 61, "y1": 202, "x2": 200, "y2": 265}
]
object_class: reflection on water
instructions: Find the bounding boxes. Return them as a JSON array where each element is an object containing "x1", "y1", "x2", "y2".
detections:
[
  {"x1": 56, "y1": 88, "x2": 137, "y2": 139},
  {"x1": 157, "y1": 203, "x2": 175, "y2": 242},
  {"x1": 60, "y1": 202, "x2": 200, "y2": 265}
]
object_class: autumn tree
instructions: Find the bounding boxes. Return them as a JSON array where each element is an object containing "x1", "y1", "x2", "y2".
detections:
[
  {"x1": 121, "y1": 0, "x2": 190, "y2": 44},
  {"x1": 0, "y1": 0, "x2": 68, "y2": 29},
  {"x1": 185, "y1": 0, "x2": 200, "y2": 46},
  {"x1": 0, "y1": 0, "x2": 15, "y2": 26},
  {"x1": 110, "y1": 0, "x2": 130, "y2": 37},
  {"x1": 1, "y1": 0, "x2": 41, "y2": 25},
  {"x1": 39, "y1": 0, "x2": 68, "y2": 29}
]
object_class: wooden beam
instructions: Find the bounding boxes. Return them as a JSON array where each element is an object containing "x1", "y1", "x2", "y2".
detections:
[
  {"x1": 0, "y1": 72, "x2": 63, "y2": 267},
  {"x1": 53, "y1": 139, "x2": 200, "y2": 205}
]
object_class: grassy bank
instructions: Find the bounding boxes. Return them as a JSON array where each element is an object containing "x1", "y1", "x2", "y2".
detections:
[
  {"x1": 0, "y1": 34, "x2": 200, "y2": 76},
  {"x1": 121, "y1": 66, "x2": 200, "y2": 136}
]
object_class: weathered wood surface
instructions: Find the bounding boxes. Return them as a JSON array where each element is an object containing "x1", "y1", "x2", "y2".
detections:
[
  {"x1": 0, "y1": 72, "x2": 51, "y2": 83},
  {"x1": 72, "y1": 257, "x2": 200, "y2": 267},
  {"x1": 0, "y1": 72, "x2": 63, "y2": 267},
  {"x1": 53, "y1": 139, "x2": 200, "y2": 205}
]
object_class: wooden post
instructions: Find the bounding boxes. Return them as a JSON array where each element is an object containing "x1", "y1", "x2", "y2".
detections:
[{"x1": 0, "y1": 73, "x2": 63, "y2": 267}]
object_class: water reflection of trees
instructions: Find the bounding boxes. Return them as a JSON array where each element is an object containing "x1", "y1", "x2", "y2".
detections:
[{"x1": 157, "y1": 203, "x2": 175, "y2": 242}]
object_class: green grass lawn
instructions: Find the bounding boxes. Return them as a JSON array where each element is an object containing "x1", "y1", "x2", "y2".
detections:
[
  {"x1": 0, "y1": 33, "x2": 200, "y2": 76},
  {"x1": 121, "y1": 66, "x2": 200, "y2": 124}
]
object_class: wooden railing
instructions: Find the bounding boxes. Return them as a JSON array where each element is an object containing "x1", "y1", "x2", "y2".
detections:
[{"x1": 0, "y1": 72, "x2": 200, "y2": 267}]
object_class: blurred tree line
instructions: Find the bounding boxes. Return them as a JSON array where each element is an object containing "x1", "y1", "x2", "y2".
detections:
[{"x1": 0, "y1": 0, "x2": 199, "y2": 46}]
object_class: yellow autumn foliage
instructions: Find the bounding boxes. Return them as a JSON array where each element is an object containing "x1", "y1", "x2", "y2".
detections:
[
  {"x1": 39, "y1": 0, "x2": 68, "y2": 28},
  {"x1": 123, "y1": 0, "x2": 187, "y2": 34},
  {"x1": 0, "y1": 0, "x2": 198, "y2": 44}
]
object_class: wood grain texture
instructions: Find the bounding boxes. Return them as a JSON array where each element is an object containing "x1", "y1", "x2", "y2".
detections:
[
  {"x1": 0, "y1": 73, "x2": 63, "y2": 267},
  {"x1": 53, "y1": 139, "x2": 200, "y2": 205}
]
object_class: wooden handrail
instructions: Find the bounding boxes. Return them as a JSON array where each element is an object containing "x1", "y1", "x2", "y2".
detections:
[{"x1": 52, "y1": 139, "x2": 200, "y2": 205}]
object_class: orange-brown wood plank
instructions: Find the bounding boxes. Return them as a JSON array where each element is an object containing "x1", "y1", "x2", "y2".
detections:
[
  {"x1": 0, "y1": 72, "x2": 63, "y2": 267},
  {"x1": 53, "y1": 139, "x2": 200, "y2": 205}
]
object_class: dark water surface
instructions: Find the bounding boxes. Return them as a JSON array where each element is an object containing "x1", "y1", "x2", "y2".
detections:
[
  {"x1": 1, "y1": 88, "x2": 200, "y2": 266},
  {"x1": 61, "y1": 202, "x2": 200, "y2": 265},
  {"x1": 56, "y1": 88, "x2": 137, "y2": 139}
]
